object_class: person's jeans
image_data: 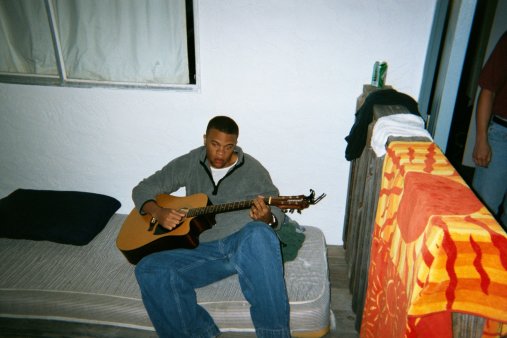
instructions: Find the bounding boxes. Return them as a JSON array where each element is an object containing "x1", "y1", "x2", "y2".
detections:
[
  {"x1": 135, "y1": 221, "x2": 291, "y2": 338},
  {"x1": 473, "y1": 121, "x2": 507, "y2": 229}
]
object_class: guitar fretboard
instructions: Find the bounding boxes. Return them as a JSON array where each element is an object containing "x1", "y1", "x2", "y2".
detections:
[{"x1": 186, "y1": 197, "x2": 270, "y2": 217}]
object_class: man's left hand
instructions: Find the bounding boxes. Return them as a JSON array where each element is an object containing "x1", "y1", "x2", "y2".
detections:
[{"x1": 249, "y1": 195, "x2": 273, "y2": 224}]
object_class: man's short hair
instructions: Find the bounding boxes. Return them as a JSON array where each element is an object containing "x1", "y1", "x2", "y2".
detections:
[{"x1": 206, "y1": 116, "x2": 239, "y2": 136}]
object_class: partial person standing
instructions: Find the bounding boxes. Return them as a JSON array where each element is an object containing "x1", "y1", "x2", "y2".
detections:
[{"x1": 472, "y1": 31, "x2": 507, "y2": 229}]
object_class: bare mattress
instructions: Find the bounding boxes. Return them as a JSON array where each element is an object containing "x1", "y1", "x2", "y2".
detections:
[{"x1": 0, "y1": 214, "x2": 330, "y2": 337}]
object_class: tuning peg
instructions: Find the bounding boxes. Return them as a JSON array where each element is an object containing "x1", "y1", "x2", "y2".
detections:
[{"x1": 312, "y1": 193, "x2": 326, "y2": 204}]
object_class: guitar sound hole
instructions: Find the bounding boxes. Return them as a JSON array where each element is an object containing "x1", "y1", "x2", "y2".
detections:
[{"x1": 154, "y1": 224, "x2": 170, "y2": 235}]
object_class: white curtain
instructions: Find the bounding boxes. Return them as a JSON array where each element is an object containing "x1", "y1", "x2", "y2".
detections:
[
  {"x1": 0, "y1": 0, "x2": 58, "y2": 75},
  {"x1": 0, "y1": 0, "x2": 190, "y2": 85}
]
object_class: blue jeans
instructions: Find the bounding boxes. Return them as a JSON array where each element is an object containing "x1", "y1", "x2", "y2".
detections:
[
  {"x1": 135, "y1": 221, "x2": 291, "y2": 338},
  {"x1": 473, "y1": 121, "x2": 507, "y2": 229}
]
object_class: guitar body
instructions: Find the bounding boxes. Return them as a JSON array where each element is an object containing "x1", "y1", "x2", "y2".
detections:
[{"x1": 116, "y1": 194, "x2": 215, "y2": 264}]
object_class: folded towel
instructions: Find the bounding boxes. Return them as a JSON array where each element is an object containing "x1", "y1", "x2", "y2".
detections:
[
  {"x1": 371, "y1": 114, "x2": 432, "y2": 157},
  {"x1": 344, "y1": 89, "x2": 420, "y2": 161}
]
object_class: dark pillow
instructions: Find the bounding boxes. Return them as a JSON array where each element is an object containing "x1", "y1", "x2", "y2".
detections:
[{"x1": 0, "y1": 189, "x2": 121, "y2": 245}]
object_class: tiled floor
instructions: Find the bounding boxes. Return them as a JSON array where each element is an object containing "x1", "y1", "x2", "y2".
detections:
[{"x1": 323, "y1": 245, "x2": 358, "y2": 338}]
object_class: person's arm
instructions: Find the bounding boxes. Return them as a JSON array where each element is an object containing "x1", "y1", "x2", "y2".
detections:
[
  {"x1": 132, "y1": 153, "x2": 192, "y2": 230},
  {"x1": 473, "y1": 88, "x2": 496, "y2": 167}
]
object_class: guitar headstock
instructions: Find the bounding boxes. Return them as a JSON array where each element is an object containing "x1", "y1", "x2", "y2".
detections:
[{"x1": 270, "y1": 189, "x2": 326, "y2": 214}]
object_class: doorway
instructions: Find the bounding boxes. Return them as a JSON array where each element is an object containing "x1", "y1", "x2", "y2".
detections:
[{"x1": 445, "y1": 0, "x2": 498, "y2": 184}]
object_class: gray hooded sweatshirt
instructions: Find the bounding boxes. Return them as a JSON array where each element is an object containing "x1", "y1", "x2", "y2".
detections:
[{"x1": 132, "y1": 146, "x2": 283, "y2": 242}]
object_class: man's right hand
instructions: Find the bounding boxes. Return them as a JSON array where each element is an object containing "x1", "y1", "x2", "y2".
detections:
[
  {"x1": 153, "y1": 207, "x2": 187, "y2": 231},
  {"x1": 142, "y1": 201, "x2": 186, "y2": 231}
]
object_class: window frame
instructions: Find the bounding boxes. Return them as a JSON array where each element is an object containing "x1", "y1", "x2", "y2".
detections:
[{"x1": 0, "y1": 0, "x2": 199, "y2": 91}]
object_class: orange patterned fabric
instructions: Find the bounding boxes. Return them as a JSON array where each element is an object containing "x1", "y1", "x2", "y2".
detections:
[{"x1": 360, "y1": 141, "x2": 507, "y2": 338}]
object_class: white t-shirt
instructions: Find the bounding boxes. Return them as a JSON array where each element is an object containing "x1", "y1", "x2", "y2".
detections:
[{"x1": 210, "y1": 159, "x2": 238, "y2": 183}]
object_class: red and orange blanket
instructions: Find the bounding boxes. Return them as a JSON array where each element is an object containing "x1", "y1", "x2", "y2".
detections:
[{"x1": 360, "y1": 141, "x2": 507, "y2": 338}]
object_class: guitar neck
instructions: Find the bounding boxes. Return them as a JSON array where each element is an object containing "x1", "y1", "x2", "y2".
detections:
[{"x1": 187, "y1": 197, "x2": 271, "y2": 217}]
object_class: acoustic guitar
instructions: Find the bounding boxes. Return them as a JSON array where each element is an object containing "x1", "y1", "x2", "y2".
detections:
[{"x1": 116, "y1": 190, "x2": 325, "y2": 264}]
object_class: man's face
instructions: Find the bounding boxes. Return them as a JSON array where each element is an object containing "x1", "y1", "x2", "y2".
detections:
[{"x1": 204, "y1": 128, "x2": 238, "y2": 169}]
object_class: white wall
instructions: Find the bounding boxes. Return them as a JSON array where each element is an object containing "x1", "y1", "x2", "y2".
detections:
[{"x1": 0, "y1": 0, "x2": 436, "y2": 245}]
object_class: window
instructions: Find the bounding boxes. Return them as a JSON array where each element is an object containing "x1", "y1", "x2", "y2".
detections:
[{"x1": 0, "y1": 0, "x2": 197, "y2": 90}]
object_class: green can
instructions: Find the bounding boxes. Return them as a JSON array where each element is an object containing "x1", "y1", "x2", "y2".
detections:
[{"x1": 371, "y1": 61, "x2": 388, "y2": 88}]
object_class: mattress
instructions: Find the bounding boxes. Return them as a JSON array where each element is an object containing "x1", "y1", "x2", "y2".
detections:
[{"x1": 0, "y1": 214, "x2": 330, "y2": 337}]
